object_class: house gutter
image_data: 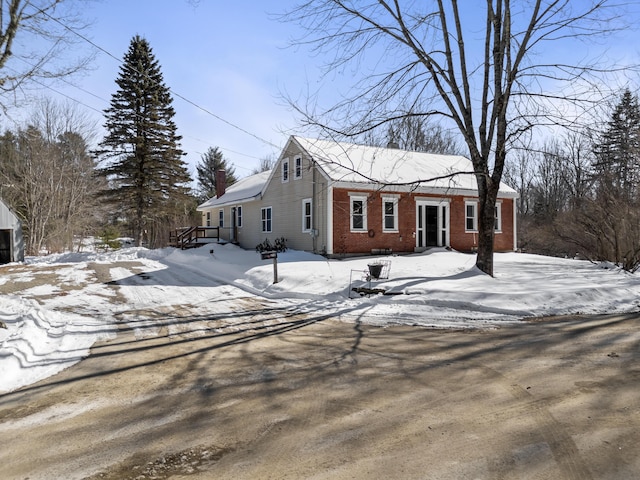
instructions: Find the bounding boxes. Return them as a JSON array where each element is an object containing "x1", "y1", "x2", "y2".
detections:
[{"x1": 330, "y1": 181, "x2": 518, "y2": 199}]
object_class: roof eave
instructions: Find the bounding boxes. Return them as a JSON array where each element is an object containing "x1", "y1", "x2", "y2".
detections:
[
  {"x1": 196, "y1": 193, "x2": 262, "y2": 211},
  {"x1": 330, "y1": 180, "x2": 518, "y2": 198}
]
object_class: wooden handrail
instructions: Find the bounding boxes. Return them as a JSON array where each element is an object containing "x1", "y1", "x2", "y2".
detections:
[{"x1": 171, "y1": 226, "x2": 220, "y2": 249}]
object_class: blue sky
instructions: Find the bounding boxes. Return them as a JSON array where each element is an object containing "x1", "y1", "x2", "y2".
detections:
[
  {"x1": 83, "y1": 0, "x2": 312, "y2": 178},
  {"x1": 9, "y1": 0, "x2": 314, "y2": 179},
  {"x1": 4, "y1": 1, "x2": 640, "y2": 183}
]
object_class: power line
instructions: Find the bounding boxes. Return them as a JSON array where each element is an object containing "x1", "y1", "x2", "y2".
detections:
[
  {"x1": 7, "y1": 57, "x2": 275, "y2": 178},
  {"x1": 3, "y1": 64, "x2": 104, "y2": 116},
  {"x1": 45, "y1": 69, "x2": 277, "y2": 165},
  {"x1": 26, "y1": 2, "x2": 282, "y2": 151}
]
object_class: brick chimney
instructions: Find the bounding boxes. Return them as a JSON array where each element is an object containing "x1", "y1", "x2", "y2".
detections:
[{"x1": 215, "y1": 169, "x2": 226, "y2": 198}]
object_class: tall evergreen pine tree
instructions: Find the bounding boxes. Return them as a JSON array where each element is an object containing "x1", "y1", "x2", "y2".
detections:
[
  {"x1": 97, "y1": 35, "x2": 192, "y2": 246},
  {"x1": 196, "y1": 146, "x2": 237, "y2": 201},
  {"x1": 593, "y1": 89, "x2": 640, "y2": 201}
]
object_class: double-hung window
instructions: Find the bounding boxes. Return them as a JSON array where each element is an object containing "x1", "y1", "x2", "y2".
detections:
[
  {"x1": 494, "y1": 203, "x2": 502, "y2": 232},
  {"x1": 282, "y1": 158, "x2": 289, "y2": 183},
  {"x1": 261, "y1": 207, "x2": 272, "y2": 233},
  {"x1": 236, "y1": 205, "x2": 243, "y2": 228},
  {"x1": 350, "y1": 195, "x2": 367, "y2": 231},
  {"x1": 465, "y1": 201, "x2": 478, "y2": 232},
  {"x1": 465, "y1": 200, "x2": 502, "y2": 232},
  {"x1": 382, "y1": 196, "x2": 399, "y2": 232},
  {"x1": 218, "y1": 209, "x2": 224, "y2": 228},
  {"x1": 206, "y1": 211, "x2": 211, "y2": 227},
  {"x1": 294, "y1": 156, "x2": 302, "y2": 179},
  {"x1": 302, "y1": 198, "x2": 312, "y2": 232}
]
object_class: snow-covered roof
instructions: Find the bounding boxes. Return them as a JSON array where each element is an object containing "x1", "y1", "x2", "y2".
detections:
[
  {"x1": 197, "y1": 170, "x2": 271, "y2": 210},
  {"x1": 0, "y1": 197, "x2": 21, "y2": 227},
  {"x1": 292, "y1": 136, "x2": 517, "y2": 196}
]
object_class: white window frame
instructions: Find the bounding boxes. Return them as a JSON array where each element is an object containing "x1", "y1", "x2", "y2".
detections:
[
  {"x1": 494, "y1": 202, "x2": 502, "y2": 233},
  {"x1": 465, "y1": 200, "x2": 502, "y2": 233},
  {"x1": 415, "y1": 198, "x2": 450, "y2": 248},
  {"x1": 281, "y1": 158, "x2": 290, "y2": 183},
  {"x1": 261, "y1": 206, "x2": 272, "y2": 233},
  {"x1": 465, "y1": 201, "x2": 478, "y2": 232},
  {"x1": 206, "y1": 211, "x2": 211, "y2": 227},
  {"x1": 349, "y1": 194, "x2": 368, "y2": 232},
  {"x1": 236, "y1": 205, "x2": 243, "y2": 228},
  {"x1": 294, "y1": 156, "x2": 303, "y2": 179},
  {"x1": 218, "y1": 209, "x2": 224, "y2": 228},
  {"x1": 302, "y1": 198, "x2": 312, "y2": 232},
  {"x1": 382, "y1": 195, "x2": 399, "y2": 232}
]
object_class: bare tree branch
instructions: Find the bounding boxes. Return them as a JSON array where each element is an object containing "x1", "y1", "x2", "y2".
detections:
[
  {"x1": 281, "y1": 0, "x2": 636, "y2": 275},
  {"x1": 0, "y1": 0, "x2": 93, "y2": 110}
]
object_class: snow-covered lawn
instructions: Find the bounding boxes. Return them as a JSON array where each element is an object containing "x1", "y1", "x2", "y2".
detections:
[{"x1": 2, "y1": 244, "x2": 640, "y2": 394}]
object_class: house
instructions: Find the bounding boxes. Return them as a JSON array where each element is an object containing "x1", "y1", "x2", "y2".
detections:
[
  {"x1": 197, "y1": 136, "x2": 518, "y2": 257},
  {"x1": 0, "y1": 198, "x2": 24, "y2": 264},
  {"x1": 197, "y1": 169, "x2": 272, "y2": 245}
]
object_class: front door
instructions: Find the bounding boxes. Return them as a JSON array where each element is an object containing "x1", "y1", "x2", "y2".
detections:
[
  {"x1": 425, "y1": 205, "x2": 438, "y2": 246},
  {"x1": 416, "y1": 201, "x2": 449, "y2": 250}
]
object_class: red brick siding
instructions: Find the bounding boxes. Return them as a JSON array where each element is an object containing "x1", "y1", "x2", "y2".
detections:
[
  {"x1": 332, "y1": 188, "x2": 413, "y2": 255},
  {"x1": 496, "y1": 197, "x2": 515, "y2": 251},
  {"x1": 332, "y1": 187, "x2": 515, "y2": 254},
  {"x1": 449, "y1": 196, "x2": 471, "y2": 250},
  {"x1": 448, "y1": 196, "x2": 515, "y2": 252}
]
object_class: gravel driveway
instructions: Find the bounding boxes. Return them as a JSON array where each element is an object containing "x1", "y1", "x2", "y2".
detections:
[{"x1": 1, "y1": 262, "x2": 639, "y2": 479}]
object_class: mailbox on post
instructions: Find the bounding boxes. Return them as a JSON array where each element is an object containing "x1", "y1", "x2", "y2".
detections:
[
  {"x1": 261, "y1": 251, "x2": 277, "y2": 260},
  {"x1": 260, "y1": 250, "x2": 279, "y2": 283}
]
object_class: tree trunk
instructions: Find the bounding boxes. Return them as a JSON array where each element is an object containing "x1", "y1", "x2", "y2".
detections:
[
  {"x1": 135, "y1": 196, "x2": 144, "y2": 247},
  {"x1": 475, "y1": 174, "x2": 499, "y2": 277}
]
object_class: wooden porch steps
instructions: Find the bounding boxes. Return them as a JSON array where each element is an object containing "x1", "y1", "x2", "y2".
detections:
[{"x1": 169, "y1": 226, "x2": 220, "y2": 250}]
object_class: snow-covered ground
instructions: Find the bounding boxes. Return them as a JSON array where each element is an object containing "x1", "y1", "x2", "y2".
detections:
[{"x1": 2, "y1": 244, "x2": 640, "y2": 394}]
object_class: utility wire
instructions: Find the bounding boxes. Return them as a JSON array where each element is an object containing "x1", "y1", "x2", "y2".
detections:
[{"x1": 27, "y1": 2, "x2": 281, "y2": 151}]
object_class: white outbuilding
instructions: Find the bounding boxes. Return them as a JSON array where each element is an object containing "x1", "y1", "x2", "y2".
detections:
[{"x1": 0, "y1": 198, "x2": 24, "y2": 264}]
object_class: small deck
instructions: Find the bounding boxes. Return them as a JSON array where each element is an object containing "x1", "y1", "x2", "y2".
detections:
[{"x1": 169, "y1": 226, "x2": 220, "y2": 249}]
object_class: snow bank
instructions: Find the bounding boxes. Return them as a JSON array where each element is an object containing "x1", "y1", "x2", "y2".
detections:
[{"x1": 3, "y1": 244, "x2": 640, "y2": 393}]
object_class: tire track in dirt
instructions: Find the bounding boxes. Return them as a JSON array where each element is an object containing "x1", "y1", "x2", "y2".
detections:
[
  {"x1": 481, "y1": 365, "x2": 593, "y2": 480},
  {"x1": 4, "y1": 259, "x2": 639, "y2": 479},
  {"x1": 72, "y1": 302, "x2": 330, "y2": 480}
]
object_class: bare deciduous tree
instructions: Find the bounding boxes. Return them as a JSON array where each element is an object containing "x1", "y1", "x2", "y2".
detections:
[
  {"x1": 506, "y1": 129, "x2": 595, "y2": 257},
  {"x1": 503, "y1": 149, "x2": 535, "y2": 218},
  {"x1": 285, "y1": 0, "x2": 631, "y2": 275},
  {"x1": 251, "y1": 154, "x2": 276, "y2": 174},
  {"x1": 363, "y1": 115, "x2": 462, "y2": 155},
  {"x1": 0, "y1": 98, "x2": 98, "y2": 254},
  {"x1": 0, "y1": 0, "x2": 92, "y2": 110}
]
